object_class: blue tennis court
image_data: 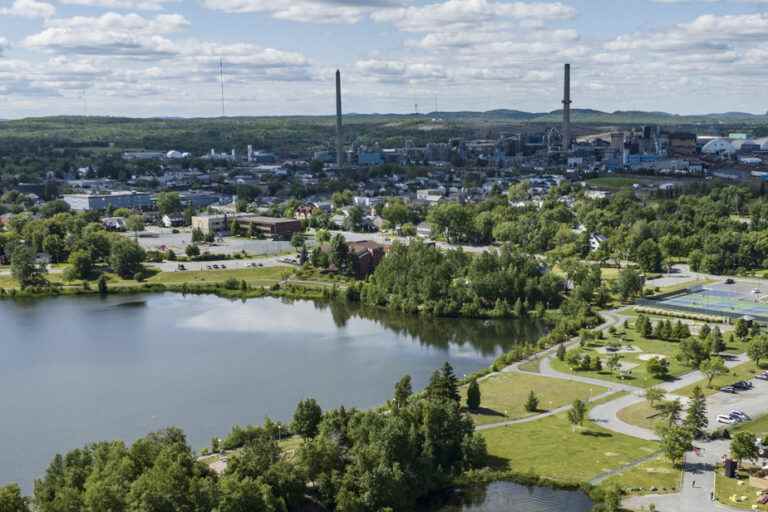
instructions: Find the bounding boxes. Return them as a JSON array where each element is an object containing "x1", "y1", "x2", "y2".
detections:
[{"x1": 659, "y1": 288, "x2": 768, "y2": 318}]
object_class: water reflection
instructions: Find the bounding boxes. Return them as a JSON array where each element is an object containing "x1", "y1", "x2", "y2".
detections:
[
  {"x1": 428, "y1": 482, "x2": 592, "y2": 512},
  {"x1": 316, "y1": 301, "x2": 547, "y2": 357}
]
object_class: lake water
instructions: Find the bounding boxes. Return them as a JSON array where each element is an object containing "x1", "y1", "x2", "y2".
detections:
[
  {"x1": 430, "y1": 482, "x2": 593, "y2": 512},
  {"x1": 0, "y1": 293, "x2": 545, "y2": 492}
]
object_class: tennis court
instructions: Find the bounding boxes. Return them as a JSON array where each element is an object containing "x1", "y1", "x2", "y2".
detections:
[{"x1": 656, "y1": 285, "x2": 768, "y2": 320}]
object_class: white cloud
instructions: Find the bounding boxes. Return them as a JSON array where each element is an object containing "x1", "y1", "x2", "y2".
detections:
[
  {"x1": 57, "y1": 0, "x2": 179, "y2": 10},
  {"x1": 201, "y1": 0, "x2": 392, "y2": 23},
  {"x1": 372, "y1": 0, "x2": 575, "y2": 32},
  {"x1": 0, "y1": 0, "x2": 55, "y2": 18},
  {"x1": 356, "y1": 59, "x2": 448, "y2": 82},
  {"x1": 22, "y1": 12, "x2": 189, "y2": 56}
]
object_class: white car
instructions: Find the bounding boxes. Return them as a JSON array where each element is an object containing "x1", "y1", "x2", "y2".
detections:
[{"x1": 717, "y1": 414, "x2": 737, "y2": 424}]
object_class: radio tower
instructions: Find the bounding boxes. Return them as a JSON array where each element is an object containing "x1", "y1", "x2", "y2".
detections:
[{"x1": 219, "y1": 57, "x2": 226, "y2": 117}]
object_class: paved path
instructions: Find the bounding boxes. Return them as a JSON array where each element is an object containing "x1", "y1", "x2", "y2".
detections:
[{"x1": 623, "y1": 440, "x2": 741, "y2": 512}]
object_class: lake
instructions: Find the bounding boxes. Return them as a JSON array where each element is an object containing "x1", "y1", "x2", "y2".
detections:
[
  {"x1": 0, "y1": 293, "x2": 545, "y2": 492},
  {"x1": 430, "y1": 481, "x2": 593, "y2": 512}
]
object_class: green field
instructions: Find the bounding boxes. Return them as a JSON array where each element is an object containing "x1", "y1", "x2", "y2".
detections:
[
  {"x1": 482, "y1": 412, "x2": 659, "y2": 484},
  {"x1": 616, "y1": 400, "x2": 668, "y2": 431},
  {"x1": 715, "y1": 470, "x2": 768, "y2": 511},
  {"x1": 599, "y1": 455, "x2": 680, "y2": 495},
  {"x1": 463, "y1": 372, "x2": 607, "y2": 425},
  {"x1": 549, "y1": 325, "x2": 727, "y2": 388}
]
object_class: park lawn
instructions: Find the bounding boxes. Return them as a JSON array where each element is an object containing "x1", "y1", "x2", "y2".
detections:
[
  {"x1": 463, "y1": 373, "x2": 607, "y2": 426},
  {"x1": 673, "y1": 361, "x2": 761, "y2": 398},
  {"x1": 616, "y1": 400, "x2": 667, "y2": 431},
  {"x1": 585, "y1": 176, "x2": 646, "y2": 190},
  {"x1": 550, "y1": 327, "x2": 696, "y2": 388},
  {"x1": 0, "y1": 266, "x2": 294, "y2": 291},
  {"x1": 517, "y1": 358, "x2": 541, "y2": 373},
  {"x1": 734, "y1": 412, "x2": 768, "y2": 437},
  {"x1": 715, "y1": 470, "x2": 768, "y2": 511},
  {"x1": 646, "y1": 279, "x2": 717, "y2": 296},
  {"x1": 599, "y1": 455, "x2": 680, "y2": 495},
  {"x1": 145, "y1": 266, "x2": 291, "y2": 286},
  {"x1": 482, "y1": 413, "x2": 659, "y2": 484}
]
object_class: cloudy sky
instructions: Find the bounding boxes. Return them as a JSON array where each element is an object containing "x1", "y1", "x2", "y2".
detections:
[{"x1": 1, "y1": 0, "x2": 768, "y2": 118}]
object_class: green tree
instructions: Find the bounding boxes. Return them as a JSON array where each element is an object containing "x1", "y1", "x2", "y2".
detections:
[
  {"x1": 644, "y1": 387, "x2": 664, "y2": 409},
  {"x1": 731, "y1": 432, "x2": 759, "y2": 466},
  {"x1": 98, "y1": 274, "x2": 109, "y2": 295},
  {"x1": 466, "y1": 379, "x2": 481, "y2": 411},
  {"x1": 646, "y1": 357, "x2": 670, "y2": 380},
  {"x1": 0, "y1": 484, "x2": 30, "y2": 512},
  {"x1": 556, "y1": 343, "x2": 566, "y2": 361},
  {"x1": 125, "y1": 214, "x2": 144, "y2": 237},
  {"x1": 658, "y1": 399, "x2": 683, "y2": 427},
  {"x1": 524, "y1": 390, "x2": 539, "y2": 413},
  {"x1": 707, "y1": 326, "x2": 725, "y2": 354},
  {"x1": 185, "y1": 244, "x2": 200, "y2": 258},
  {"x1": 292, "y1": 398, "x2": 323, "y2": 438},
  {"x1": 657, "y1": 425, "x2": 693, "y2": 467},
  {"x1": 64, "y1": 249, "x2": 94, "y2": 281},
  {"x1": 734, "y1": 319, "x2": 750, "y2": 341},
  {"x1": 393, "y1": 375, "x2": 412, "y2": 410},
  {"x1": 700, "y1": 356, "x2": 727, "y2": 387},
  {"x1": 109, "y1": 237, "x2": 145, "y2": 279},
  {"x1": 635, "y1": 239, "x2": 662, "y2": 272},
  {"x1": 683, "y1": 385, "x2": 708, "y2": 439},
  {"x1": 156, "y1": 192, "x2": 182, "y2": 216},
  {"x1": 567, "y1": 399, "x2": 587, "y2": 430},
  {"x1": 747, "y1": 335, "x2": 768, "y2": 367},
  {"x1": 613, "y1": 268, "x2": 645, "y2": 301},
  {"x1": 11, "y1": 244, "x2": 47, "y2": 288}
]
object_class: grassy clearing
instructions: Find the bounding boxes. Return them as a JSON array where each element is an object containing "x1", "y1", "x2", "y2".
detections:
[
  {"x1": 550, "y1": 325, "x2": 719, "y2": 388},
  {"x1": 599, "y1": 455, "x2": 680, "y2": 495},
  {"x1": 481, "y1": 412, "x2": 659, "y2": 484},
  {"x1": 464, "y1": 373, "x2": 607, "y2": 426},
  {"x1": 0, "y1": 266, "x2": 295, "y2": 292},
  {"x1": 646, "y1": 279, "x2": 717, "y2": 296},
  {"x1": 715, "y1": 469, "x2": 768, "y2": 511},
  {"x1": 673, "y1": 361, "x2": 761, "y2": 398},
  {"x1": 616, "y1": 400, "x2": 667, "y2": 431},
  {"x1": 517, "y1": 358, "x2": 541, "y2": 373}
]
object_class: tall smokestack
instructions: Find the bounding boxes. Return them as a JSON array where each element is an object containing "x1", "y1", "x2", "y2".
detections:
[
  {"x1": 335, "y1": 70, "x2": 343, "y2": 168},
  {"x1": 562, "y1": 63, "x2": 572, "y2": 153}
]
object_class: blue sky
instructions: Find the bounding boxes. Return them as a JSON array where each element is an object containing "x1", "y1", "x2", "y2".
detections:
[{"x1": 1, "y1": 0, "x2": 768, "y2": 118}]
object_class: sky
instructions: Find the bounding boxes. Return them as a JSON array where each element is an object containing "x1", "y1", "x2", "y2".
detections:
[{"x1": 1, "y1": 0, "x2": 768, "y2": 118}]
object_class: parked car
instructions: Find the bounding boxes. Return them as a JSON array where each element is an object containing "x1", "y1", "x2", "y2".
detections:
[
  {"x1": 212, "y1": 264, "x2": 220, "y2": 269},
  {"x1": 757, "y1": 373, "x2": 768, "y2": 380},
  {"x1": 718, "y1": 414, "x2": 737, "y2": 424},
  {"x1": 729, "y1": 410, "x2": 750, "y2": 421},
  {"x1": 725, "y1": 278, "x2": 735, "y2": 285},
  {"x1": 720, "y1": 386, "x2": 737, "y2": 393},
  {"x1": 220, "y1": 264, "x2": 226, "y2": 269},
  {"x1": 177, "y1": 264, "x2": 187, "y2": 271},
  {"x1": 733, "y1": 381, "x2": 753, "y2": 390}
]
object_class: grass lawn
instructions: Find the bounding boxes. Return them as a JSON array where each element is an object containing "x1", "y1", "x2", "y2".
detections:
[
  {"x1": 463, "y1": 373, "x2": 607, "y2": 426},
  {"x1": 616, "y1": 400, "x2": 668, "y2": 431},
  {"x1": 586, "y1": 176, "x2": 647, "y2": 190},
  {"x1": 599, "y1": 455, "x2": 680, "y2": 495},
  {"x1": 646, "y1": 279, "x2": 717, "y2": 296},
  {"x1": 735, "y1": 412, "x2": 768, "y2": 437},
  {"x1": 517, "y1": 358, "x2": 541, "y2": 373},
  {"x1": 673, "y1": 361, "x2": 762, "y2": 398},
  {"x1": 715, "y1": 469, "x2": 768, "y2": 510},
  {"x1": 550, "y1": 326, "x2": 705, "y2": 388},
  {"x1": 482, "y1": 413, "x2": 659, "y2": 484},
  {"x1": 0, "y1": 266, "x2": 294, "y2": 291}
]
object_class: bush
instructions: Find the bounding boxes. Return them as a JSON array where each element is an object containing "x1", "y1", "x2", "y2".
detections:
[{"x1": 223, "y1": 278, "x2": 240, "y2": 290}]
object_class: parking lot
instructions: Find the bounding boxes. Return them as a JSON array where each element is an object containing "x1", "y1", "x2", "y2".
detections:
[
  {"x1": 708, "y1": 372, "x2": 768, "y2": 429},
  {"x1": 130, "y1": 227, "x2": 297, "y2": 257}
]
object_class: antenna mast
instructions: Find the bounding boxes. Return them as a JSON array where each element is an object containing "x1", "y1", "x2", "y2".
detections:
[{"x1": 219, "y1": 57, "x2": 226, "y2": 117}]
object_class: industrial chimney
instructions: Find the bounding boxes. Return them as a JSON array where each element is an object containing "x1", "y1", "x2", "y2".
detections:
[
  {"x1": 335, "y1": 70, "x2": 343, "y2": 168},
  {"x1": 562, "y1": 63, "x2": 572, "y2": 153}
]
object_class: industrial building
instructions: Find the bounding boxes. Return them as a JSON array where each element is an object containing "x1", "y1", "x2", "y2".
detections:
[
  {"x1": 191, "y1": 214, "x2": 301, "y2": 239},
  {"x1": 63, "y1": 191, "x2": 154, "y2": 211}
]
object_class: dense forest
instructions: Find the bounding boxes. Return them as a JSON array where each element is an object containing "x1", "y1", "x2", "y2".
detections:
[{"x1": 424, "y1": 182, "x2": 768, "y2": 276}]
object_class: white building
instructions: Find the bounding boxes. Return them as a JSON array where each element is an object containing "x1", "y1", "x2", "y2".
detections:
[{"x1": 701, "y1": 139, "x2": 736, "y2": 156}]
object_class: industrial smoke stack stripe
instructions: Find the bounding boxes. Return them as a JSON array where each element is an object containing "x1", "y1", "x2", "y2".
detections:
[
  {"x1": 336, "y1": 70, "x2": 343, "y2": 167},
  {"x1": 562, "y1": 63, "x2": 572, "y2": 153}
]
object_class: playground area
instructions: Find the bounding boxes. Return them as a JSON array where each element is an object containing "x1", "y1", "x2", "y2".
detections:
[{"x1": 655, "y1": 282, "x2": 768, "y2": 321}]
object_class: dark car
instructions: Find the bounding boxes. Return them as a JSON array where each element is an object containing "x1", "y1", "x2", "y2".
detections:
[
  {"x1": 725, "y1": 278, "x2": 735, "y2": 284},
  {"x1": 734, "y1": 380, "x2": 753, "y2": 390},
  {"x1": 720, "y1": 386, "x2": 737, "y2": 393}
]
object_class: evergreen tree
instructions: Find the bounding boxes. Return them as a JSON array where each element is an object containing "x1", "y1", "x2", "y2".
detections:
[
  {"x1": 699, "y1": 324, "x2": 712, "y2": 340},
  {"x1": 466, "y1": 379, "x2": 481, "y2": 411},
  {"x1": 393, "y1": 375, "x2": 412, "y2": 410},
  {"x1": 556, "y1": 343, "x2": 566, "y2": 361},
  {"x1": 524, "y1": 390, "x2": 539, "y2": 413},
  {"x1": 683, "y1": 385, "x2": 708, "y2": 439},
  {"x1": 441, "y1": 362, "x2": 460, "y2": 403}
]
